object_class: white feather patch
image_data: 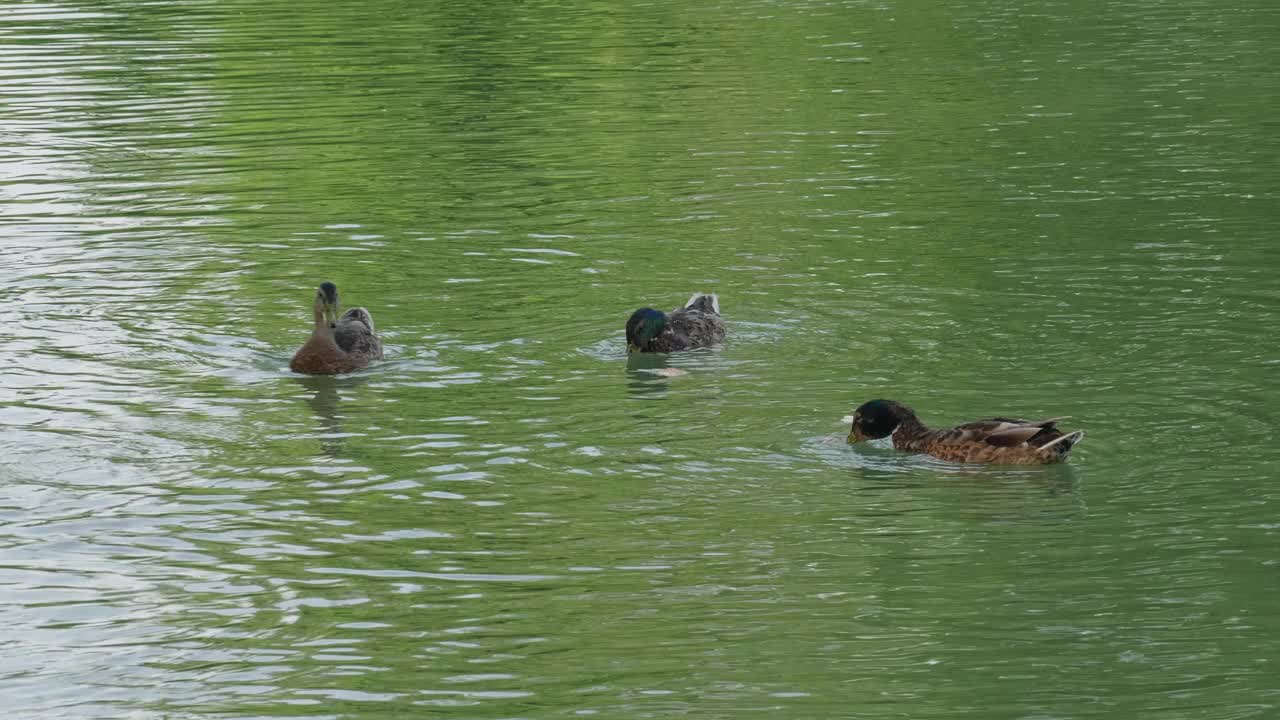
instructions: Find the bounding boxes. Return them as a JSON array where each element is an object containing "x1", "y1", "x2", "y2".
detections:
[
  {"x1": 1039, "y1": 430, "x2": 1085, "y2": 451},
  {"x1": 684, "y1": 292, "x2": 720, "y2": 314}
]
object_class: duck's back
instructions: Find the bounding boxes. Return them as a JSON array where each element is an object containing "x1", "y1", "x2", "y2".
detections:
[
  {"x1": 335, "y1": 307, "x2": 383, "y2": 360},
  {"x1": 910, "y1": 417, "x2": 1082, "y2": 464},
  {"x1": 664, "y1": 293, "x2": 725, "y2": 350}
]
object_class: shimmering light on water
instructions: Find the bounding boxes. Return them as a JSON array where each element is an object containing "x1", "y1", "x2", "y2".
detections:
[{"x1": 2, "y1": 0, "x2": 1278, "y2": 717}]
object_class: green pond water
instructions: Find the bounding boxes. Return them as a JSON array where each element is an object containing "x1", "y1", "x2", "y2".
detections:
[{"x1": 2, "y1": 0, "x2": 1278, "y2": 717}]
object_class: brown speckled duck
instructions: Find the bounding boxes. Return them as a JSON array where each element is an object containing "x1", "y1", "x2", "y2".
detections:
[
  {"x1": 626, "y1": 293, "x2": 725, "y2": 353},
  {"x1": 289, "y1": 282, "x2": 383, "y2": 375},
  {"x1": 847, "y1": 399, "x2": 1085, "y2": 464}
]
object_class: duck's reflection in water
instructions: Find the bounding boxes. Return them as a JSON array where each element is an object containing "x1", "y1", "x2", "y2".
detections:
[
  {"x1": 624, "y1": 353, "x2": 689, "y2": 400},
  {"x1": 292, "y1": 374, "x2": 369, "y2": 457}
]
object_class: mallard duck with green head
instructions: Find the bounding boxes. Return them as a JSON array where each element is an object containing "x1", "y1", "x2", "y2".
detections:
[
  {"x1": 626, "y1": 293, "x2": 725, "y2": 353},
  {"x1": 289, "y1": 281, "x2": 384, "y2": 375},
  {"x1": 847, "y1": 399, "x2": 1085, "y2": 464}
]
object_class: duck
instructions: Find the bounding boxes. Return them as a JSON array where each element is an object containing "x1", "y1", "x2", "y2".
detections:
[
  {"x1": 847, "y1": 399, "x2": 1085, "y2": 464},
  {"x1": 289, "y1": 281, "x2": 384, "y2": 375},
  {"x1": 626, "y1": 293, "x2": 725, "y2": 353}
]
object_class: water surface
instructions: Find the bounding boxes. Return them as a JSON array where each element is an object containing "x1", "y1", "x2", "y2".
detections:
[{"x1": 2, "y1": 0, "x2": 1278, "y2": 717}]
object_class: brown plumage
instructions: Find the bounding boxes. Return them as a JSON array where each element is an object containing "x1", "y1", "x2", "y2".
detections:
[
  {"x1": 289, "y1": 282, "x2": 383, "y2": 375},
  {"x1": 847, "y1": 399, "x2": 1085, "y2": 465}
]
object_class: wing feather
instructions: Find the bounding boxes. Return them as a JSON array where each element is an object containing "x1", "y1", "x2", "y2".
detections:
[
  {"x1": 335, "y1": 307, "x2": 383, "y2": 359},
  {"x1": 985, "y1": 426, "x2": 1045, "y2": 446}
]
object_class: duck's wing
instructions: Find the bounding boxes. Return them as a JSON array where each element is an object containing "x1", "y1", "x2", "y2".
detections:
[
  {"x1": 940, "y1": 416, "x2": 1074, "y2": 448},
  {"x1": 335, "y1": 307, "x2": 383, "y2": 360},
  {"x1": 666, "y1": 295, "x2": 725, "y2": 349},
  {"x1": 921, "y1": 415, "x2": 1083, "y2": 463},
  {"x1": 925, "y1": 417, "x2": 1062, "y2": 447},
  {"x1": 666, "y1": 310, "x2": 725, "y2": 348}
]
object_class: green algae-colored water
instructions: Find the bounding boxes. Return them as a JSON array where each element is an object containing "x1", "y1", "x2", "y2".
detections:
[{"x1": 3, "y1": 0, "x2": 1278, "y2": 717}]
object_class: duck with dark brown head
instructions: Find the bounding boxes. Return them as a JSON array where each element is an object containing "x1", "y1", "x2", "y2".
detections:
[
  {"x1": 289, "y1": 282, "x2": 383, "y2": 375},
  {"x1": 848, "y1": 399, "x2": 1084, "y2": 465}
]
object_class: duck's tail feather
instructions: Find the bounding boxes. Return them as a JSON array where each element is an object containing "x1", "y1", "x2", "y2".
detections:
[
  {"x1": 1039, "y1": 430, "x2": 1085, "y2": 453},
  {"x1": 683, "y1": 293, "x2": 720, "y2": 315}
]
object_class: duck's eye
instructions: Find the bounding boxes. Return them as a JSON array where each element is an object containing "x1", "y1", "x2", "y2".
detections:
[{"x1": 330, "y1": 323, "x2": 337, "y2": 329}]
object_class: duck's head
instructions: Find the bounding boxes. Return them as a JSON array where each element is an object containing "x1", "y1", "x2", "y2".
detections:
[
  {"x1": 848, "y1": 399, "x2": 908, "y2": 442},
  {"x1": 313, "y1": 281, "x2": 340, "y2": 330},
  {"x1": 625, "y1": 308, "x2": 666, "y2": 353}
]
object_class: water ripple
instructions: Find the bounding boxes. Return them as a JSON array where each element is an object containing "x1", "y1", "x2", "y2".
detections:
[{"x1": 3, "y1": 0, "x2": 1279, "y2": 717}]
